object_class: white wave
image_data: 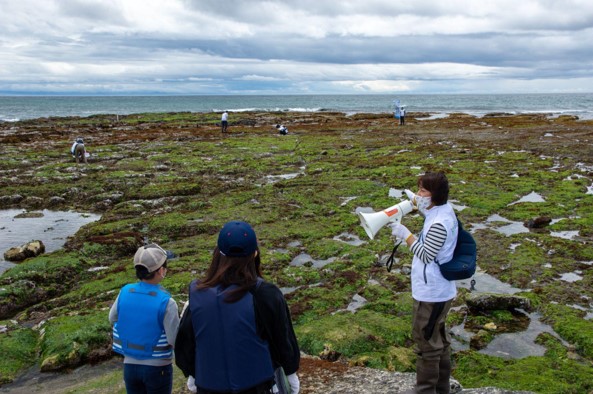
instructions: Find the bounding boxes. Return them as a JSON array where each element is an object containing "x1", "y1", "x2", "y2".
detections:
[{"x1": 0, "y1": 116, "x2": 20, "y2": 122}]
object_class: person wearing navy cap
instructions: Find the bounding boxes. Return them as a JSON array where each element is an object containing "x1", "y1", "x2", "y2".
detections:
[{"x1": 175, "y1": 221, "x2": 300, "y2": 394}]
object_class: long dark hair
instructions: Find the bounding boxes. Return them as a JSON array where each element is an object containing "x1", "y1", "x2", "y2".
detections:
[{"x1": 196, "y1": 247, "x2": 263, "y2": 303}]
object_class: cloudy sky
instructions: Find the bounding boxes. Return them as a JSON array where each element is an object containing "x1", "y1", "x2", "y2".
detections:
[{"x1": 1, "y1": 0, "x2": 593, "y2": 95}]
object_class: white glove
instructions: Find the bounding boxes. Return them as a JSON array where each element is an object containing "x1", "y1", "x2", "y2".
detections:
[
  {"x1": 405, "y1": 189, "x2": 418, "y2": 208},
  {"x1": 390, "y1": 222, "x2": 412, "y2": 242},
  {"x1": 187, "y1": 376, "x2": 197, "y2": 393},
  {"x1": 287, "y1": 373, "x2": 300, "y2": 394}
]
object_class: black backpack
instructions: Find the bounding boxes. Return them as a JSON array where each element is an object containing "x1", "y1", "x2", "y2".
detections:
[{"x1": 438, "y1": 219, "x2": 477, "y2": 280}]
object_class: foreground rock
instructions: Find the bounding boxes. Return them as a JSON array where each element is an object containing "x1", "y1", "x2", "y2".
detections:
[
  {"x1": 465, "y1": 293, "x2": 531, "y2": 313},
  {"x1": 299, "y1": 356, "x2": 535, "y2": 394},
  {"x1": 0, "y1": 355, "x2": 535, "y2": 394},
  {"x1": 3, "y1": 240, "x2": 45, "y2": 262}
]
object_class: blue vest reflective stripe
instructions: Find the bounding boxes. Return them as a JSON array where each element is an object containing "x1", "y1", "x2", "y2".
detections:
[
  {"x1": 112, "y1": 282, "x2": 172, "y2": 359},
  {"x1": 189, "y1": 280, "x2": 274, "y2": 392}
]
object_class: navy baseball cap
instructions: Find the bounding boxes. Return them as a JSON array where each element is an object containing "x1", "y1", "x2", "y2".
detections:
[{"x1": 217, "y1": 221, "x2": 258, "y2": 257}]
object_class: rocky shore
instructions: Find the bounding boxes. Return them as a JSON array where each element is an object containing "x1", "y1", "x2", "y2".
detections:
[{"x1": 1, "y1": 111, "x2": 592, "y2": 393}]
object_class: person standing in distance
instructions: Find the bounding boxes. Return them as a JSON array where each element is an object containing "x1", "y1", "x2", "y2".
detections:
[
  {"x1": 109, "y1": 243, "x2": 180, "y2": 394},
  {"x1": 175, "y1": 221, "x2": 300, "y2": 394},
  {"x1": 390, "y1": 172, "x2": 458, "y2": 394},
  {"x1": 221, "y1": 111, "x2": 229, "y2": 133},
  {"x1": 400, "y1": 106, "x2": 406, "y2": 126}
]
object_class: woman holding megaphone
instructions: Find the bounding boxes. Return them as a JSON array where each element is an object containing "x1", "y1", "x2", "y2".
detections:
[{"x1": 391, "y1": 172, "x2": 458, "y2": 394}]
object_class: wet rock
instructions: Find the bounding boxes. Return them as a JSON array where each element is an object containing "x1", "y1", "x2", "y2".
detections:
[
  {"x1": 4, "y1": 240, "x2": 46, "y2": 261},
  {"x1": 94, "y1": 200, "x2": 114, "y2": 211},
  {"x1": 298, "y1": 355, "x2": 481, "y2": 394},
  {"x1": 319, "y1": 345, "x2": 342, "y2": 362},
  {"x1": 524, "y1": 216, "x2": 551, "y2": 229},
  {"x1": 22, "y1": 196, "x2": 45, "y2": 209},
  {"x1": 484, "y1": 112, "x2": 514, "y2": 117},
  {"x1": 109, "y1": 192, "x2": 124, "y2": 203},
  {"x1": 0, "y1": 194, "x2": 24, "y2": 207},
  {"x1": 401, "y1": 264, "x2": 412, "y2": 275},
  {"x1": 39, "y1": 340, "x2": 84, "y2": 372},
  {"x1": 0, "y1": 280, "x2": 48, "y2": 319},
  {"x1": 555, "y1": 115, "x2": 579, "y2": 122},
  {"x1": 154, "y1": 164, "x2": 170, "y2": 171},
  {"x1": 14, "y1": 211, "x2": 44, "y2": 218},
  {"x1": 466, "y1": 293, "x2": 531, "y2": 313},
  {"x1": 470, "y1": 329, "x2": 494, "y2": 350},
  {"x1": 48, "y1": 196, "x2": 66, "y2": 207},
  {"x1": 84, "y1": 231, "x2": 144, "y2": 257},
  {"x1": 235, "y1": 119, "x2": 256, "y2": 126}
]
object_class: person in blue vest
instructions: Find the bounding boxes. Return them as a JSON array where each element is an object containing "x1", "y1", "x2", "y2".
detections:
[
  {"x1": 109, "y1": 243, "x2": 180, "y2": 394},
  {"x1": 390, "y1": 172, "x2": 458, "y2": 394},
  {"x1": 175, "y1": 221, "x2": 300, "y2": 394}
]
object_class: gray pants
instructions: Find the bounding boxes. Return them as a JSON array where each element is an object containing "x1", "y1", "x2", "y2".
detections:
[{"x1": 411, "y1": 299, "x2": 453, "y2": 394}]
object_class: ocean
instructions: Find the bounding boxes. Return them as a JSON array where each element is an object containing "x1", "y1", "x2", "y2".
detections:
[{"x1": 1, "y1": 93, "x2": 593, "y2": 122}]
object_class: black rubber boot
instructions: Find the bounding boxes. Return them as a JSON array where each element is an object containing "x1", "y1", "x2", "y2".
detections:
[
  {"x1": 415, "y1": 356, "x2": 440, "y2": 394},
  {"x1": 436, "y1": 348, "x2": 451, "y2": 394}
]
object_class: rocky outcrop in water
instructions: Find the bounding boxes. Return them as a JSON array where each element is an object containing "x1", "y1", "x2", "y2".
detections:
[{"x1": 3, "y1": 240, "x2": 45, "y2": 262}]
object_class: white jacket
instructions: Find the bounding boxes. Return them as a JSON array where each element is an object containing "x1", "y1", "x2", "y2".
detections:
[{"x1": 411, "y1": 203, "x2": 457, "y2": 302}]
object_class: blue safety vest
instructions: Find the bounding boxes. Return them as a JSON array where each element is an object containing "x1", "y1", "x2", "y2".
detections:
[
  {"x1": 112, "y1": 282, "x2": 172, "y2": 359},
  {"x1": 189, "y1": 280, "x2": 274, "y2": 392}
]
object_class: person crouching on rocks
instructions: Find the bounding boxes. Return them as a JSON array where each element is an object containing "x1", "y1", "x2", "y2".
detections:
[
  {"x1": 175, "y1": 221, "x2": 301, "y2": 394},
  {"x1": 276, "y1": 124, "x2": 288, "y2": 135},
  {"x1": 109, "y1": 243, "x2": 180, "y2": 394},
  {"x1": 70, "y1": 137, "x2": 87, "y2": 164}
]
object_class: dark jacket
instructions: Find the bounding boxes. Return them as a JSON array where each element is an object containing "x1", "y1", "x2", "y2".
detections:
[{"x1": 175, "y1": 279, "x2": 300, "y2": 381}]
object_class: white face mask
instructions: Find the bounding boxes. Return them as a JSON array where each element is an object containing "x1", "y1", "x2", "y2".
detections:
[{"x1": 416, "y1": 195, "x2": 432, "y2": 214}]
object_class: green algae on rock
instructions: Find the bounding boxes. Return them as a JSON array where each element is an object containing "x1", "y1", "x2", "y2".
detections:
[{"x1": 1, "y1": 111, "x2": 592, "y2": 392}]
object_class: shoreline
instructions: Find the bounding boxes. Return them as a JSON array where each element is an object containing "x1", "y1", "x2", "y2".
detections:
[{"x1": 1, "y1": 110, "x2": 591, "y2": 124}]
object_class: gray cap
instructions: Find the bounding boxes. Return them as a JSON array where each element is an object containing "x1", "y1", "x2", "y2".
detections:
[{"x1": 133, "y1": 243, "x2": 167, "y2": 272}]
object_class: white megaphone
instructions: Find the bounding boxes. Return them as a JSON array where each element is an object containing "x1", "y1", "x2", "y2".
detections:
[{"x1": 358, "y1": 199, "x2": 415, "y2": 240}]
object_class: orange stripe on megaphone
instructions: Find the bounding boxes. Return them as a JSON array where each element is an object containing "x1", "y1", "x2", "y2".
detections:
[{"x1": 384, "y1": 208, "x2": 400, "y2": 217}]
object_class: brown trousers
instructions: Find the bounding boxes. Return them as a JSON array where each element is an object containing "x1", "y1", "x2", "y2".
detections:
[{"x1": 411, "y1": 299, "x2": 453, "y2": 394}]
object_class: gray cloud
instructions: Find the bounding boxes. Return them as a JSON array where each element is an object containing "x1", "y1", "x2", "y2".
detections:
[{"x1": 1, "y1": 0, "x2": 592, "y2": 94}]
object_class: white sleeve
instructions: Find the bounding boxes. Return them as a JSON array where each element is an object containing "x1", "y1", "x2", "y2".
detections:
[
  {"x1": 108, "y1": 294, "x2": 120, "y2": 323},
  {"x1": 287, "y1": 373, "x2": 300, "y2": 394},
  {"x1": 164, "y1": 298, "x2": 180, "y2": 346}
]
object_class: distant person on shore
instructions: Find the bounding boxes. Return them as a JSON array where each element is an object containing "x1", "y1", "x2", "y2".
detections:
[
  {"x1": 400, "y1": 106, "x2": 406, "y2": 126},
  {"x1": 221, "y1": 111, "x2": 229, "y2": 133},
  {"x1": 276, "y1": 124, "x2": 288, "y2": 135},
  {"x1": 70, "y1": 137, "x2": 87, "y2": 164},
  {"x1": 175, "y1": 221, "x2": 300, "y2": 394},
  {"x1": 109, "y1": 243, "x2": 179, "y2": 394},
  {"x1": 389, "y1": 172, "x2": 457, "y2": 394}
]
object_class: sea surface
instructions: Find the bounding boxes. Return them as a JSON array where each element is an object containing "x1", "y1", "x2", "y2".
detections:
[{"x1": 1, "y1": 93, "x2": 593, "y2": 122}]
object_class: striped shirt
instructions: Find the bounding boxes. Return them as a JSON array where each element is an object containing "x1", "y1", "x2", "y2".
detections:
[{"x1": 410, "y1": 222, "x2": 447, "y2": 264}]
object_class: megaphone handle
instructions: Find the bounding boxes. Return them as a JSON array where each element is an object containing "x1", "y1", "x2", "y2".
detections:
[{"x1": 386, "y1": 241, "x2": 402, "y2": 272}]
